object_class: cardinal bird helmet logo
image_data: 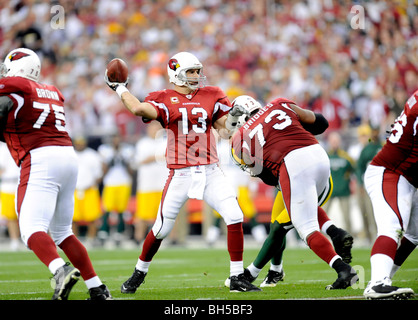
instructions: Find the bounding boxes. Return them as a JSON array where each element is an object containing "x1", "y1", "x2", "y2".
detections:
[
  {"x1": 168, "y1": 58, "x2": 180, "y2": 71},
  {"x1": 9, "y1": 51, "x2": 30, "y2": 62}
]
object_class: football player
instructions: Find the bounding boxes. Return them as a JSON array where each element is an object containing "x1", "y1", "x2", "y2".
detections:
[
  {"x1": 72, "y1": 136, "x2": 104, "y2": 247},
  {"x1": 362, "y1": 90, "x2": 418, "y2": 300},
  {"x1": 0, "y1": 48, "x2": 111, "y2": 300},
  {"x1": 105, "y1": 51, "x2": 260, "y2": 293},
  {"x1": 230, "y1": 95, "x2": 358, "y2": 290}
]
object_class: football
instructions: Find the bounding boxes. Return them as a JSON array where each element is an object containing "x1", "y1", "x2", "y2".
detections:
[{"x1": 106, "y1": 58, "x2": 128, "y2": 83}]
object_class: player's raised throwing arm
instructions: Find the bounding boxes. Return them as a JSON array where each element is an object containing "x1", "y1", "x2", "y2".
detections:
[
  {"x1": 120, "y1": 90, "x2": 157, "y2": 120},
  {"x1": 105, "y1": 69, "x2": 157, "y2": 120}
]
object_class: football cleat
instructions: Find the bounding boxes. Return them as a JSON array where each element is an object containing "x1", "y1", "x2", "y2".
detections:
[
  {"x1": 121, "y1": 269, "x2": 147, "y2": 294},
  {"x1": 260, "y1": 270, "x2": 285, "y2": 287},
  {"x1": 88, "y1": 284, "x2": 113, "y2": 300},
  {"x1": 229, "y1": 273, "x2": 262, "y2": 292},
  {"x1": 330, "y1": 228, "x2": 353, "y2": 264},
  {"x1": 224, "y1": 268, "x2": 256, "y2": 288},
  {"x1": 326, "y1": 264, "x2": 358, "y2": 290},
  {"x1": 364, "y1": 278, "x2": 415, "y2": 300},
  {"x1": 50, "y1": 263, "x2": 80, "y2": 300}
]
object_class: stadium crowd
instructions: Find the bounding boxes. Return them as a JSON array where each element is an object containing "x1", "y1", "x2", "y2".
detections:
[{"x1": 0, "y1": 0, "x2": 417, "y2": 248}]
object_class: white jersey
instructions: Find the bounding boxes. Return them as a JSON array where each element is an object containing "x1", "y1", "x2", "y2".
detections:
[
  {"x1": 75, "y1": 147, "x2": 103, "y2": 190},
  {"x1": 98, "y1": 142, "x2": 134, "y2": 186},
  {"x1": 134, "y1": 134, "x2": 169, "y2": 192},
  {"x1": 0, "y1": 143, "x2": 20, "y2": 193}
]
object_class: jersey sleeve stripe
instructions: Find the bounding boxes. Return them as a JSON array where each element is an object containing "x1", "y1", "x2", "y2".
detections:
[
  {"x1": 149, "y1": 101, "x2": 169, "y2": 124},
  {"x1": 215, "y1": 101, "x2": 231, "y2": 112},
  {"x1": 10, "y1": 93, "x2": 24, "y2": 118}
]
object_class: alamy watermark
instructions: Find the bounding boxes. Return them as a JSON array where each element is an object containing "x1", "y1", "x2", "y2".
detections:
[
  {"x1": 350, "y1": 5, "x2": 365, "y2": 30},
  {"x1": 50, "y1": 5, "x2": 65, "y2": 30},
  {"x1": 351, "y1": 264, "x2": 366, "y2": 289}
]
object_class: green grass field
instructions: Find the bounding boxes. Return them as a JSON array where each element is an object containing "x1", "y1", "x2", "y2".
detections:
[{"x1": 0, "y1": 246, "x2": 416, "y2": 301}]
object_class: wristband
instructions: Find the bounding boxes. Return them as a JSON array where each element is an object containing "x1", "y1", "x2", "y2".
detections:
[{"x1": 116, "y1": 85, "x2": 129, "y2": 99}]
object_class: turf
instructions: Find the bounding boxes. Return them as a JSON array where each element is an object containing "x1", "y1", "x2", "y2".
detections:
[{"x1": 0, "y1": 246, "x2": 416, "y2": 301}]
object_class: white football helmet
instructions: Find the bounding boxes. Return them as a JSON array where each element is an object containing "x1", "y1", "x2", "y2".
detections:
[
  {"x1": 0, "y1": 48, "x2": 41, "y2": 82},
  {"x1": 232, "y1": 95, "x2": 262, "y2": 128},
  {"x1": 167, "y1": 52, "x2": 206, "y2": 90}
]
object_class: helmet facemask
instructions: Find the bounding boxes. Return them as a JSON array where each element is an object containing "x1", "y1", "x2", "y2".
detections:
[
  {"x1": 177, "y1": 67, "x2": 206, "y2": 90},
  {"x1": 232, "y1": 95, "x2": 263, "y2": 128}
]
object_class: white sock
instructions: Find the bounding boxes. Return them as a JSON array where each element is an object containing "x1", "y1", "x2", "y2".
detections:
[
  {"x1": 270, "y1": 262, "x2": 283, "y2": 273},
  {"x1": 329, "y1": 255, "x2": 341, "y2": 268},
  {"x1": 370, "y1": 253, "x2": 394, "y2": 284},
  {"x1": 321, "y1": 221, "x2": 333, "y2": 234},
  {"x1": 136, "y1": 259, "x2": 151, "y2": 273},
  {"x1": 247, "y1": 263, "x2": 262, "y2": 277},
  {"x1": 84, "y1": 276, "x2": 103, "y2": 289},
  {"x1": 48, "y1": 258, "x2": 66, "y2": 274},
  {"x1": 230, "y1": 261, "x2": 244, "y2": 277}
]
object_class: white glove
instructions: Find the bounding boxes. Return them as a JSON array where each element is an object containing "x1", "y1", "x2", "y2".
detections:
[
  {"x1": 229, "y1": 104, "x2": 250, "y2": 117},
  {"x1": 225, "y1": 104, "x2": 250, "y2": 131},
  {"x1": 104, "y1": 70, "x2": 129, "y2": 91}
]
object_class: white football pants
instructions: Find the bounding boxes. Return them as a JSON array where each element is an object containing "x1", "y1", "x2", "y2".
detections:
[
  {"x1": 279, "y1": 144, "x2": 331, "y2": 242},
  {"x1": 17, "y1": 146, "x2": 78, "y2": 246},
  {"x1": 152, "y1": 163, "x2": 243, "y2": 239},
  {"x1": 365, "y1": 164, "x2": 418, "y2": 245}
]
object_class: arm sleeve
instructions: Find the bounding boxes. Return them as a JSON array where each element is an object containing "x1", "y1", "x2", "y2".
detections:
[
  {"x1": 213, "y1": 88, "x2": 232, "y2": 122},
  {"x1": 301, "y1": 113, "x2": 329, "y2": 135},
  {"x1": 144, "y1": 92, "x2": 168, "y2": 127},
  {"x1": 256, "y1": 167, "x2": 279, "y2": 186}
]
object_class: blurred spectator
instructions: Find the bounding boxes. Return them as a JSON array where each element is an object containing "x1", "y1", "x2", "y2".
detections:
[
  {"x1": 311, "y1": 82, "x2": 350, "y2": 133},
  {"x1": 387, "y1": 84, "x2": 408, "y2": 123},
  {"x1": 348, "y1": 123, "x2": 372, "y2": 162},
  {"x1": 97, "y1": 133, "x2": 135, "y2": 247},
  {"x1": 73, "y1": 136, "x2": 104, "y2": 248},
  {"x1": 323, "y1": 132, "x2": 356, "y2": 235},
  {"x1": 356, "y1": 126, "x2": 382, "y2": 244},
  {"x1": 0, "y1": 143, "x2": 21, "y2": 251},
  {"x1": 132, "y1": 121, "x2": 169, "y2": 244},
  {"x1": 363, "y1": 86, "x2": 390, "y2": 137}
]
